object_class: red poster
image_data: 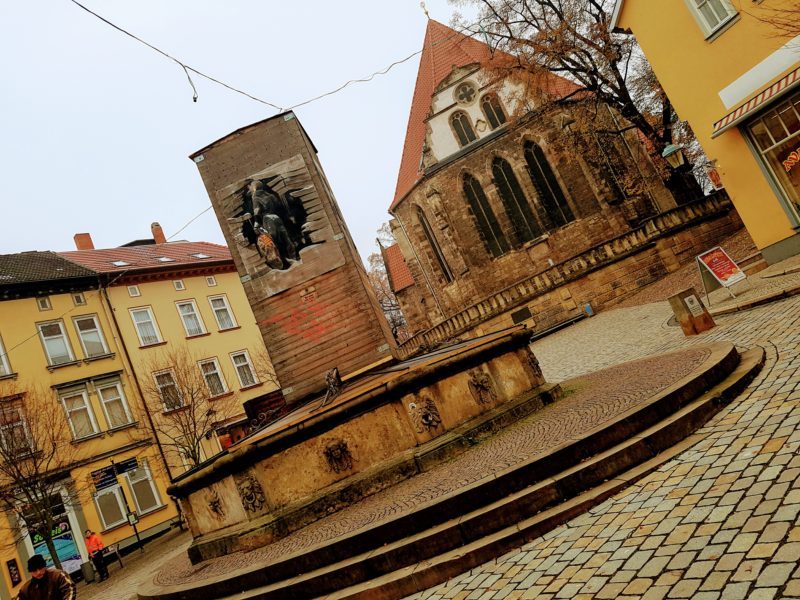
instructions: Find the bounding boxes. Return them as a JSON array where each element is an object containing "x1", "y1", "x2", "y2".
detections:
[{"x1": 697, "y1": 247, "x2": 746, "y2": 287}]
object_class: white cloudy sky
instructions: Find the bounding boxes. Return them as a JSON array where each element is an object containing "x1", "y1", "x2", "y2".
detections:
[{"x1": 1, "y1": 1, "x2": 476, "y2": 262}]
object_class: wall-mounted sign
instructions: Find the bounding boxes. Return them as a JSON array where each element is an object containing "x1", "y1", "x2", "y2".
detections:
[
  {"x1": 705, "y1": 164, "x2": 725, "y2": 190},
  {"x1": 6, "y1": 559, "x2": 21, "y2": 586},
  {"x1": 91, "y1": 457, "x2": 139, "y2": 490},
  {"x1": 783, "y1": 147, "x2": 800, "y2": 173}
]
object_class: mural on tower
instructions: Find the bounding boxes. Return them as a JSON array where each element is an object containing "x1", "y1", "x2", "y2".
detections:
[{"x1": 218, "y1": 153, "x2": 345, "y2": 298}]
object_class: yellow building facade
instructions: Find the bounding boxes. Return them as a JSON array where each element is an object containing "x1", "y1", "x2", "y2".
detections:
[
  {"x1": 0, "y1": 230, "x2": 278, "y2": 597},
  {"x1": 0, "y1": 252, "x2": 177, "y2": 599},
  {"x1": 612, "y1": 0, "x2": 800, "y2": 263}
]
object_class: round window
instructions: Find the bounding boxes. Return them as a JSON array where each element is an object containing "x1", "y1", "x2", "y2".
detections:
[{"x1": 455, "y1": 82, "x2": 477, "y2": 105}]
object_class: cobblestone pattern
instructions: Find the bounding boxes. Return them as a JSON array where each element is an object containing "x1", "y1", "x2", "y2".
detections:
[
  {"x1": 409, "y1": 294, "x2": 800, "y2": 599},
  {"x1": 152, "y1": 347, "x2": 711, "y2": 587}
]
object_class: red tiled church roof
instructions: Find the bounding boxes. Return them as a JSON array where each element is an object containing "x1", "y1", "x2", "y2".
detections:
[
  {"x1": 59, "y1": 241, "x2": 232, "y2": 274},
  {"x1": 382, "y1": 244, "x2": 415, "y2": 293},
  {"x1": 390, "y1": 20, "x2": 580, "y2": 211}
]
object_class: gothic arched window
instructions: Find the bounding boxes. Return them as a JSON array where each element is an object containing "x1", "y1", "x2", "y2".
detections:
[
  {"x1": 492, "y1": 157, "x2": 542, "y2": 245},
  {"x1": 451, "y1": 111, "x2": 477, "y2": 147},
  {"x1": 524, "y1": 141, "x2": 575, "y2": 228},
  {"x1": 417, "y1": 207, "x2": 454, "y2": 284},
  {"x1": 481, "y1": 94, "x2": 507, "y2": 130},
  {"x1": 463, "y1": 174, "x2": 510, "y2": 258}
]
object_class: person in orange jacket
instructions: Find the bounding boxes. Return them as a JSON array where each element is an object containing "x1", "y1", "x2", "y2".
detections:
[{"x1": 84, "y1": 530, "x2": 109, "y2": 581}]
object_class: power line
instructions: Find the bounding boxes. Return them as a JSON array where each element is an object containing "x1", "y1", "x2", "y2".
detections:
[
  {"x1": 67, "y1": 0, "x2": 488, "y2": 112},
  {"x1": 0, "y1": 203, "x2": 216, "y2": 363}
]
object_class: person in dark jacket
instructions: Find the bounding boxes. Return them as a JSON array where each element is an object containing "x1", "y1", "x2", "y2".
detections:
[{"x1": 17, "y1": 554, "x2": 76, "y2": 600}]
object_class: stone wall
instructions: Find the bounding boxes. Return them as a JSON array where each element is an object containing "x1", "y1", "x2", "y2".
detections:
[{"x1": 398, "y1": 195, "x2": 741, "y2": 358}]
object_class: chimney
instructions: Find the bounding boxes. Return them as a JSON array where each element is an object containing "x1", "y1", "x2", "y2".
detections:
[
  {"x1": 74, "y1": 233, "x2": 95, "y2": 250},
  {"x1": 151, "y1": 222, "x2": 167, "y2": 245}
]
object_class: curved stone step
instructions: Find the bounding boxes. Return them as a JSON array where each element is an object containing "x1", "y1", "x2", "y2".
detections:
[{"x1": 138, "y1": 344, "x2": 761, "y2": 600}]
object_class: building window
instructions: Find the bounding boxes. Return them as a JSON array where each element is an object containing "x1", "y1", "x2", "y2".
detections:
[
  {"x1": 199, "y1": 358, "x2": 227, "y2": 397},
  {"x1": 73, "y1": 315, "x2": 109, "y2": 358},
  {"x1": 686, "y1": 0, "x2": 737, "y2": 36},
  {"x1": 0, "y1": 335, "x2": 12, "y2": 377},
  {"x1": 94, "y1": 486, "x2": 126, "y2": 530},
  {"x1": 36, "y1": 297, "x2": 51, "y2": 311},
  {"x1": 231, "y1": 351, "x2": 257, "y2": 388},
  {"x1": 208, "y1": 296, "x2": 237, "y2": 330},
  {"x1": 176, "y1": 300, "x2": 206, "y2": 337},
  {"x1": 127, "y1": 285, "x2": 141, "y2": 298},
  {"x1": 524, "y1": 141, "x2": 575, "y2": 229},
  {"x1": 451, "y1": 111, "x2": 477, "y2": 147},
  {"x1": 97, "y1": 382, "x2": 133, "y2": 429},
  {"x1": 205, "y1": 276, "x2": 217, "y2": 287},
  {"x1": 0, "y1": 405, "x2": 30, "y2": 457},
  {"x1": 455, "y1": 82, "x2": 477, "y2": 105},
  {"x1": 37, "y1": 321, "x2": 75, "y2": 366},
  {"x1": 173, "y1": 280, "x2": 186, "y2": 291},
  {"x1": 492, "y1": 157, "x2": 543, "y2": 245},
  {"x1": 747, "y1": 92, "x2": 800, "y2": 216},
  {"x1": 463, "y1": 173, "x2": 510, "y2": 258},
  {"x1": 130, "y1": 307, "x2": 161, "y2": 346},
  {"x1": 71, "y1": 292, "x2": 86, "y2": 306},
  {"x1": 154, "y1": 371, "x2": 182, "y2": 411},
  {"x1": 416, "y1": 207, "x2": 454, "y2": 284},
  {"x1": 125, "y1": 461, "x2": 162, "y2": 515},
  {"x1": 60, "y1": 389, "x2": 98, "y2": 439},
  {"x1": 481, "y1": 94, "x2": 507, "y2": 130}
]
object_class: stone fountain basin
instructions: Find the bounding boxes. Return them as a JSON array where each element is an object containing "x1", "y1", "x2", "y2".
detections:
[{"x1": 168, "y1": 326, "x2": 548, "y2": 562}]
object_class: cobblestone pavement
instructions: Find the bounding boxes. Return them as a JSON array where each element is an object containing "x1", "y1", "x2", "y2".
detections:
[
  {"x1": 409, "y1": 294, "x2": 800, "y2": 599},
  {"x1": 152, "y1": 345, "x2": 711, "y2": 587},
  {"x1": 79, "y1": 529, "x2": 189, "y2": 600}
]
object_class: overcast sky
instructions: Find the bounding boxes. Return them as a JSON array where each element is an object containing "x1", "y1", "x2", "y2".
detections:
[{"x1": 1, "y1": 1, "x2": 477, "y2": 262}]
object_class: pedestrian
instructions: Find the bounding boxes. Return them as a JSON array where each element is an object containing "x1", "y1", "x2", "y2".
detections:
[
  {"x1": 84, "y1": 529, "x2": 109, "y2": 581},
  {"x1": 17, "y1": 554, "x2": 76, "y2": 600}
]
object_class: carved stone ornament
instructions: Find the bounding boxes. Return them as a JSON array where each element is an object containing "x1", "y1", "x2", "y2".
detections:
[
  {"x1": 323, "y1": 439, "x2": 354, "y2": 473},
  {"x1": 468, "y1": 369, "x2": 497, "y2": 405},
  {"x1": 526, "y1": 349, "x2": 544, "y2": 380},
  {"x1": 208, "y1": 488, "x2": 224, "y2": 519},
  {"x1": 236, "y1": 473, "x2": 266, "y2": 514},
  {"x1": 408, "y1": 396, "x2": 443, "y2": 433}
]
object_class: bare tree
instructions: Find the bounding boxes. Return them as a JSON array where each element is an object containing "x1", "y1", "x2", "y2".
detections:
[
  {"x1": 367, "y1": 225, "x2": 410, "y2": 342},
  {"x1": 452, "y1": 0, "x2": 704, "y2": 201},
  {"x1": 141, "y1": 348, "x2": 243, "y2": 475},
  {"x1": 746, "y1": 3, "x2": 800, "y2": 39},
  {"x1": 0, "y1": 382, "x2": 81, "y2": 569}
]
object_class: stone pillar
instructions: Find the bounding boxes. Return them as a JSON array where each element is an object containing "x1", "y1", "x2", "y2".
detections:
[
  {"x1": 668, "y1": 287, "x2": 715, "y2": 336},
  {"x1": 190, "y1": 112, "x2": 396, "y2": 402}
]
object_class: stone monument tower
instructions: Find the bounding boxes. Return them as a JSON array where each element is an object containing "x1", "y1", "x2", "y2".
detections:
[{"x1": 190, "y1": 112, "x2": 395, "y2": 402}]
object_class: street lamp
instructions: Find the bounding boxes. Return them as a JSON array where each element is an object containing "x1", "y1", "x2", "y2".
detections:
[{"x1": 661, "y1": 143, "x2": 687, "y2": 170}]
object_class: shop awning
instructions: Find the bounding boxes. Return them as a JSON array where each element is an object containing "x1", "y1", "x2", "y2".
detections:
[{"x1": 712, "y1": 66, "x2": 800, "y2": 138}]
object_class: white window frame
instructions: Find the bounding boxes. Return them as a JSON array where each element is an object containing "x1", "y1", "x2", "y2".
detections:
[
  {"x1": 127, "y1": 285, "x2": 141, "y2": 297},
  {"x1": 93, "y1": 485, "x2": 127, "y2": 530},
  {"x1": 59, "y1": 388, "x2": 99, "y2": 440},
  {"x1": 685, "y1": 0, "x2": 737, "y2": 37},
  {"x1": 124, "y1": 460, "x2": 163, "y2": 515},
  {"x1": 96, "y1": 381, "x2": 133, "y2": 430},
  {"x1": 0, "y1": 335, "x2": 12, "y2": 377},
  {"x1": 176, "y1": 300, "x2": 207, "y2": 337},
  {"x1": 199, "y1": 358, "x2": 228, "y2": 397},
  {"x1": 230, "y1": 350, "x2": 258, "y2": 388},
  {"x1": 71, "y1": 292, "x2": 87, "y2": 306},
  {"x1": 173, "y1": 280, "x2": 186, "y2": 291},
  {"x1": 205, "y1": 276, "x2": 217, "y2": 287},
  {"x1": 130, "y1": 307, "x2": 162, "y2": 346},
  {"x1": 37, "y1": 320, "x2": 75, "y2": 366},
  {"x1": 208, "y1": 295, "x2": 237, "y2": 330},
  {"x1": 72, "y1": 314, "x2": 110, "y2": 358},
  {"x1": 37, "y1": 296, "x2": 51, "y2": 311},
  {"x1": 153, "y1": 370, "x2": 183, "y2": 411}
]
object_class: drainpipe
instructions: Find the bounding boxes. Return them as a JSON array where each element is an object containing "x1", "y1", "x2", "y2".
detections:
[{"x1": 99, "y1": 285, "x2": 172, "y2": 482}]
